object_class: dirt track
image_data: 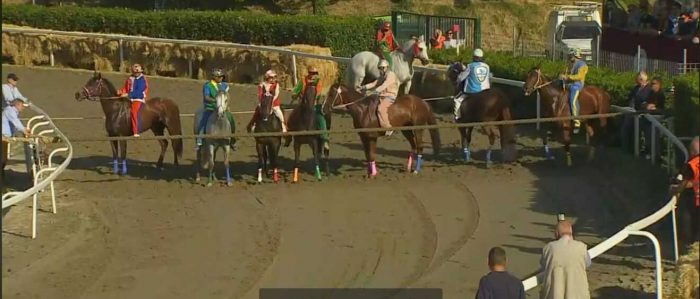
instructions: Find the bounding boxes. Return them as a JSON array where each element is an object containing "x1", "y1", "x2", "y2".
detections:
[{"x1": 2, "y1": 65, "x2": 673, "y2": 299}]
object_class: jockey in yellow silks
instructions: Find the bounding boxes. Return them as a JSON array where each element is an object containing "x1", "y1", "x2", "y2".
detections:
[{"x1": 559, "y1": 48, "x2": 587, "y2": 133}]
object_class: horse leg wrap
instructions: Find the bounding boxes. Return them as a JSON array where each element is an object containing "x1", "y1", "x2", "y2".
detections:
[
  {"x1": 369, "y1": 161, "x2": 377, "y2": 177},
  {"x1": 293, "y1": 167, "x2": 299, "y2": 182},
  {"x1": 486, "y1": 150, "x2": 493, "y2": 165},
  {"x1": 113, "y1": 159, "x2": 119, "y2": 174},
  {"x1": 314, "y1": 165, "x2": 322, "y2": 181},
  {"x1": 463, "y1": 148, "x2": 471, "y2": 161},
  {"x1": 257, "y1": 168, "x2": 263, "y2": 183},
  {"x1": 225, "y1": 165, "x2": 231, "y2": 184},
  {"x1": 406, "y1": 154, "x2": 413, "y2": 172},
  {"x1": 122, "y1": 160, "x2": 127, "y2": 174},
  {"x1": 415, "y1": 155, "x2": 423, "y2": 173},
  {"x1": 544, "y1": 145, "x2": 553, "y2": 159},
  {"x1": 273, "y1": 168, "x2": 279, "y2": 183}
]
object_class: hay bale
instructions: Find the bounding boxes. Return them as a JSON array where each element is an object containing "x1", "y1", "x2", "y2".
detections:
[
  {"x1": 668, "y1": 242, "x2": 699, "y2": 299},
  {"x1": 2, "y1": 32, "x2": 50, "y2": 65}
]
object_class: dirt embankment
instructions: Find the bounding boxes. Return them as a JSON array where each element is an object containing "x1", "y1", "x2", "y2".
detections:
[{"x1": 1, "y1": 30, "x2": 340, "y2": 92}]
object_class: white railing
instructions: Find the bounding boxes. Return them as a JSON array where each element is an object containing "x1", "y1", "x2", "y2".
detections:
[
  {"x1": 2, "y1": 104, "x2": 73, "y2": 239},
  {"x1": 1, "y1": 26, "x2": 690, "y2": 296}
]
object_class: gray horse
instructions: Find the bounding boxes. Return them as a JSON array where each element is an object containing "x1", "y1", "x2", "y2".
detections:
[
  {"x1": 193, "y1": 90, "x2": 233, "y2": 187},
  {"x1": 346, "y1": 36, "x2": 430, "y2": 95}
]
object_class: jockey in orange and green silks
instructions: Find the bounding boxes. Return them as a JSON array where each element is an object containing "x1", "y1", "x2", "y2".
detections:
[
  {"x1": 376, "y1": 21, "x2": 398, "y2": 69},
  {"x1": 291, "y1": 66, "x2": 329, "y2": 147},
  {"x1": 560, "y1": 48, "x2": 587, "y2": 131}
]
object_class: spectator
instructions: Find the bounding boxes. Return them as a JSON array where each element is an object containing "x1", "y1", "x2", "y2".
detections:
[
  {"x1": 639, "y1": 76, "x2": 666, "y2": 160},
  {"x1": 475, "y1": 247, "x2": 525, "y2": 299},
  {"x1": 539, "y1": 219, "x2": 592, "y2": 299},
  {"x1": 670, "y1": 136, "x2": 699, "y2": 249},
  {"x1": 430, "y1": 28, "x2": 445, "y2": 49},
  {"x1": 628, "y1": 4, "x2": 643, "y2": 29},
  {"x1": 2, "y1": 73, "x2": 29, "y2": 110},
  {"x1": 621, "y1": 71, "x2": 651, "y2": 152},
  {"x1": 444, "y1": 30, "x2": 459, "y2": 49},
  {"x1": 1, "y1": 98, "x2": 31, "y2": 176}
]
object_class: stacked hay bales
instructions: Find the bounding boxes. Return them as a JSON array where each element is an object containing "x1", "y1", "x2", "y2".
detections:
[
  {"x1": 1, "y1": 29, "x2": 340, "y2": 94},
  {"x1": 668, "y1": 242, "x2": 699, "y2": 299}
]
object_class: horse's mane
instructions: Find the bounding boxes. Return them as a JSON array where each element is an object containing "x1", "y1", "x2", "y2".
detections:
[{"x1": 93, "y1": 76, "x2": 119, "y2": 96}]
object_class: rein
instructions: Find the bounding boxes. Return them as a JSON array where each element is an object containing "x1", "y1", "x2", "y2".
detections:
[
  {"x1": 329, "y1": 86, "x2": 370, "y2": 109},
  {"x1": 532, "y1": 70, "x2": 554, "y2": 90},
  {"x1": 78, "y1": 80, "x2": 126, "y2": 102}
]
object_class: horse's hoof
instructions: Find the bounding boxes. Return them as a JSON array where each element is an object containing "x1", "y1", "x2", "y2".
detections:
[
  {"x1": 226, "y1": 181, "x2": 233, "y2": 187},
  {"x1": 206, "y1": 182, "x2": 213, "y2": 187},
  {"x1": 546, "y1": 154, "x2": 555, "y2": 161},
  {"x1": 486, "y1": 161, "x2": 494, "y2": 168},
  {"x1": 412, "y1": 170, "x2": 419, "y2": 175}
]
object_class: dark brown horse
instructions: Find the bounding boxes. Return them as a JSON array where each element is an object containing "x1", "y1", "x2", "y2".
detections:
[
  {"x1": 284, "y1": 81, "x2": 328, "y2": 182},
  {"x1": 253, "y1": 93, "x2": 283, "y2": 183},
  {"x1": 522, "y1": 66, "x2": 611, "y2": 165},
  {"x1": 75, "y1": 72, "x2": 183, "y2": 174},
  {"x1": 456, "y1": 88, "x2": 518, "y2": 166},
  {"x1": 325, "y1": 84, "x2": 441, "y2": 177}
]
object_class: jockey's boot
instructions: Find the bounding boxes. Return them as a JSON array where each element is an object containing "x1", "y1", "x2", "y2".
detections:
[
  {"x1": 573, "y1": 119, "x2": 581, "y2": 134},
  {"x1": 284, "y1": 135, "x2": 292, "y2": 147},
  {"x1": 323, "y1": 141, "x2": 330, "y2": 151},
  {"x1": 385, "y1": 130, "x2": 394, "y2": 136}
]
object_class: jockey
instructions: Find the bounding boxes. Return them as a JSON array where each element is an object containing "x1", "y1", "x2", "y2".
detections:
[
  {"x1": 361, "y1": 59, "x2": 399, "y2": 136},
  {"x1": 247, "y1": 70, "x2": 287, "y2": 133},
  {"x1": 196, "y1": 68, "x2": 229, "y2": 147},
  {"x1": 376, "y1": 21, "x2": 399, "y2": 69},
  {"x1": 118, "y1": 63, "x2": 149, "y2": 137},
  {"x1": 454, "y1": 48, "x2": 492, "y2": 120},
  {"x1": 291, "y1": 66, "x2": 329, "y2": 149},
  {"x1": 560, "y1": 48, "x2": 587, "y2": 133}
]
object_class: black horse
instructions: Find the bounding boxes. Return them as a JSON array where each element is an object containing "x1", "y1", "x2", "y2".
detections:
[
  {"x1": 285, "y1": 81, "x2": 329, "y2": 182},
  {"x1": 253, "y1": 94, "x2": 283, "y2": 183}
]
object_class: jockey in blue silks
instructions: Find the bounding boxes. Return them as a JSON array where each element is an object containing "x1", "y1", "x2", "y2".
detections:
[
  {"x1": 559, "y1": 48, "x2": 587, "y2": 133},
  {"x1": 454, "y1": 48, "x2": 492, "y2": 121},
  {"x1": 196, "y1": 68, "x2": 229, "y2": 147}
]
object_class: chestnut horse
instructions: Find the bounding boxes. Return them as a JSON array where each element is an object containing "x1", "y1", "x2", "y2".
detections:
[
  {"x1": 325, "y1": 84, "x2": 441, "y2": 177},
  {"x1": 75, "y1": 72, "x2": 183, "y2": 174},
  {"x1": 522, "y1": 66, "x2": 611, "y2": 165},
  {"x1": 456, "y1": 88, "x2": 519, "y2": 166}
]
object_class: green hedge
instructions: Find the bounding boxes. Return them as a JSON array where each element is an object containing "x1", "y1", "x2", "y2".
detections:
[
  {"x1": 431, "y1": 49, "x2": 699, "y2": 136},
  {"x1": 1, "y1": 4, "x2": 376, "y2": 58}
]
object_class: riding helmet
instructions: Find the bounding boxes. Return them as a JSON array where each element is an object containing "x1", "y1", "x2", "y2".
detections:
[
  {"x1": 473, "y1": 48, "x2": 484, "y2": 58},
  {"x1": 211, "y1": 68, "x2": 225, "y2": 77}
]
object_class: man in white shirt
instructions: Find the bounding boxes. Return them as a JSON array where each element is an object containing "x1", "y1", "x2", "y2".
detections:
[{"x1": 2, "y1": 73, "x2": 29, "y2": 110}]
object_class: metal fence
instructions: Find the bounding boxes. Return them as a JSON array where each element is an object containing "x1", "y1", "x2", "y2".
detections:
[
  {"x1": 600, "y1": 46, "x2": 698, "y2": 75},
  {"x1": 391, "y1": 11, "x2": 481, "y2": 49},
  {"x1": 2, "y1": 104, "x2": 73, "y2": 239}
]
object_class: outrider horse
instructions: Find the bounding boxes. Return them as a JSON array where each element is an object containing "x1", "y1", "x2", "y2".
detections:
[
  {"x1": 456, "y1": 89, "x2": 518, "y2": 166},
  {"x1": 253, "y1": 94, "x2": 283, "y2": 183},
  {"x1": 285, "y1": 81, "x2": 329, "y2": 182},
  {"x1": 75, "y1": 72, "x2": 183, "y2": 174},
  {"x1": 325, "y1": 84, "x2": 441, "y2": 177},
  {"x1": 193, "y1": 90, "x2": 233, "y2": 187},
  {"x1": 522, "y1": 66, "x2": 611, "y2": 165}
]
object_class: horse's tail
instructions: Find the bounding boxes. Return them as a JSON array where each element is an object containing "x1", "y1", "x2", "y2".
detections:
[
  {"x1": 162, "y1": 99, "x2": 183, "y2": 160},
  {"x1": 420, "y1": 100, "x2": 441, "y2": 155}
]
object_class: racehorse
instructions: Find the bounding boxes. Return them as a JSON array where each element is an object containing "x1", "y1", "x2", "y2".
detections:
[
  {"x1": 284, "y1": 82, "x2": 328, "y2": 182},
  {"x1": 522, "y1": 65, "x2": 611, "y2": 165},
  {"x1": 193, "y1": 90, "x2": 233, "y2": 186},
  {"x1": 253, "y1": 93, "x2": 283, "y2": 183},
  {"x1": 346, "y1": 36, "x2": 430, "y2": 96},
  {"x1": 325, "y1": 84, "x2": 441, "y2": 177},
  {"x1": 75, "y1": 72, "x2": 183, "y2": 174},
  {"x1": 446, "y1": 63, "x2": 518, "y2": 166}
]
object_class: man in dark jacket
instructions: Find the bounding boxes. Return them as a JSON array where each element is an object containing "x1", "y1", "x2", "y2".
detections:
[{"x1": 475, "y1": 247, "x2": 526, "y2": 299}]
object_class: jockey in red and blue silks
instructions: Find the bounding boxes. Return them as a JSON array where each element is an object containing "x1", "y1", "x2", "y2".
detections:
[
  {"x1": 118, "y1": 63, "x2": 149, "y2": 137},
  {"x1": 196, "y1": 68, "x2": 229, "y2": 146},
  {"x1": 559, "y1": 48, "x2": 587, "y2": 133}
]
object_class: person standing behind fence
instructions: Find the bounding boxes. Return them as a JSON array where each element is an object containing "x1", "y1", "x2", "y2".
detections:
[
  {"x1": 475, "y1": 246, "x2": 526, "y2": 299},
  {"x1": 539, "y1": 219, "x2": 592, "y2": 299},
  {"x1": 430, "y1": 29, "x2": 445, "y2": 49},
  {"x1": 2, "y1": 98, "x2": 31, "y2": 176},
  {"x1": 670, "y1": 136, "x2": 700, "y2": 248},
  {"x1": 2, "y1": 73, "x2": 29, "y2": 110},
  {"x1": 118, "y1": 64, "x2": 149, "y2": 137}
]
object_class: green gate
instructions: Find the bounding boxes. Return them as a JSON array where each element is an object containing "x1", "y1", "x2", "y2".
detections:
[{"x1": 391, "y1": 11, "x2": 481, "y2": 50}]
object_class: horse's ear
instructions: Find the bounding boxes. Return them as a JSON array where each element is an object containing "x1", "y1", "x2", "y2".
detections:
[{"x1": 535, "y1": 62, "x2": 542, "y2": 70}]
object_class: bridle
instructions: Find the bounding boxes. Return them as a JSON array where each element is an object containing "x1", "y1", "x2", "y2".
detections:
[
  {"x1": 326, "y1": 86, "x2": 371, "y2": 110},
  {"x1": 78, "y1": 79, "x2": 123, "y2": 101},
  {"x1": 528, "y1": 69, "x2": 554, "y2": 92}
]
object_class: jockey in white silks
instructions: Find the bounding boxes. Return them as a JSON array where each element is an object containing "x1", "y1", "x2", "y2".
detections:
[{"x1": 454, "y1": 48, "x2": 492, "y2": 121}]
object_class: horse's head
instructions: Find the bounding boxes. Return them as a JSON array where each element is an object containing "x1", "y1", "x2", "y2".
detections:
[
  {"x1": 404, "y1": 36, "x2": 431, "y2": 66},
  {"x1": 215, "y1": 90, "x2": 229, "y2": 118},
  {"x1": 325, "y1": 83, "x2": 364, "y2": 109},
  {"x1": 301, "y1": 82, "x2": 318, "y2": 110},
  {"x1": 75, "y1": 71, "x2": 113, "y2": 101},
  {"x1": 260, "y1": 94, "x2": 274, "y2": 122},
  {"x1": 522, "y1": 65, "x2": 544, "y2": 96},
  {"x1": 447, "y1": 62, "x2": 465, "y2": 86}
]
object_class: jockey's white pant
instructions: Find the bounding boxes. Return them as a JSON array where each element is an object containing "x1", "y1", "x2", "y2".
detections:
[
  {"x1": 454, "y1": 94, "x2": 466, "y2": 120},
  {"x1": 272, "y1": 106, "x2": 285, "y2": 123}
]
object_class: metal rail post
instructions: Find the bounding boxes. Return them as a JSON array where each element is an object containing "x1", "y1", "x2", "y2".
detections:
[
  {"x1": 536, "y1": 91, "x2": 541, "y2": 131},
  {"x1": 634, "y1": 114, "x2": 640, "y2": 158},
  {"x1": 627, "y1": 230, "x2": 662, "y2": 299}
]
